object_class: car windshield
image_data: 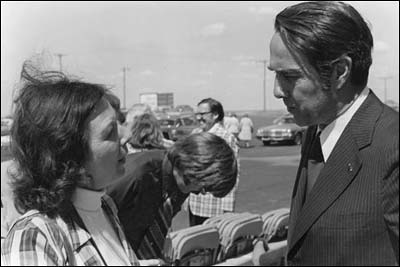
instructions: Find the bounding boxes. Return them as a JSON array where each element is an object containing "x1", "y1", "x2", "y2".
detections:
[{"x1": 158, "y1": 119, "x2": 176, "y2": 126}]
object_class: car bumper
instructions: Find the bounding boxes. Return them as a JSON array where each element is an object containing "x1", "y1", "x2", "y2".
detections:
[{"x1": 256, "y1": 135, "x2": 295, "y2": 142}]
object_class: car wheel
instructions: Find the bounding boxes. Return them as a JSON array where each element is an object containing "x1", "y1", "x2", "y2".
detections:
[
  {"x1": 263, "y1": 141, "x2": 270, "y2": 146},
  {"x1": 293, "y1": 133, "x2": 302, "y2": 145}
]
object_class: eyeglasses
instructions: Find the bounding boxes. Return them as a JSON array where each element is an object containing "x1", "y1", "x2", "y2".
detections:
[{"x1": 195, "y1": 111, "x2": 212, "y2": 117}]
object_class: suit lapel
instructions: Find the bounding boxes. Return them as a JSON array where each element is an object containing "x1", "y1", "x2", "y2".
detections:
[
  {"x1": 288, "y1": 129, "x2": 362, "y2": 252},
  {"x1": 288, "y1": 90, "x2": 383, "y2": 254},
  {"x1": 288, "y1": 126, "x2": 315, "y2": 245}
]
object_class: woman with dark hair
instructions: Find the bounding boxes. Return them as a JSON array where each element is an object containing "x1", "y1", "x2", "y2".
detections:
[
  {"x1": 1, "y1": 66, "x2": 140, "y2": 266},
  {"x1": 127, "y1": 113, "x2": 165, "y2": 153},
  {"x1": 107, "y1": 132, "x2": 238, "y2": 260}
]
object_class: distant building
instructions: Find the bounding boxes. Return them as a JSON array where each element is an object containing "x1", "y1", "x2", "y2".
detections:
[{"x1": 139, "y1": 92, "x2": 174, "y2": 111}]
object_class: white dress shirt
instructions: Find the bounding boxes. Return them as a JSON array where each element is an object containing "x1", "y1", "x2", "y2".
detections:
[{"x1": 320, "y1": 87, "x2": 370, "y2": 162}]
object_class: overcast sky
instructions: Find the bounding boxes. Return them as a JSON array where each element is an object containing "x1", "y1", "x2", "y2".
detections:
[{"x1": 1, "y1": 1, "x2": 399, "y2": 116}]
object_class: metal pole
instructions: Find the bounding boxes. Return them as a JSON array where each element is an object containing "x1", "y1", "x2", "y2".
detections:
[
  {"x1": 255, "y1": 59, "x2": 268, "y2": 111},
  {"x1": 384, "y1": 78, "x2": 387, "y2": 103},
  {"x1": 122, "y1": 67, "x2": 126, "y2": 110},
  {"x1": 55, "y1": 53, "x2": 66, "y2": 72},
  {"x1": 379, "y1": 76, "x2": 393, "y2": 104},
  {"x1": 263, "y1": 60, "x2": 267, "y2": 111},
  {"x1": 122, "y1": 67, "x2": 131, "y2": 109}
]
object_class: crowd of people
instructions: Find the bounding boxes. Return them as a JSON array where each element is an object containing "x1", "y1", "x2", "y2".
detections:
[{"x1": 1, "y1": 1, "x2": 399, "y2": 266}]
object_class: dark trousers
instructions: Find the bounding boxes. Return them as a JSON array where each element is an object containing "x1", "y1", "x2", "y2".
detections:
[{"x1": 189, "y1": 209, "x2": 209, "y2": 226}]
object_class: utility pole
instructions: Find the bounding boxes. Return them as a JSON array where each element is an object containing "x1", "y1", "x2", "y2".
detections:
[
  {"x1": 255, "y1": 59, "x2": 268, "y2": 111},
  {"x1": 379, "y1": 76, "x2": 393, "y2": 103},
  {"x1": 122, "y1": 67, "x2": 130, "y2": 109},
  {"x1": 55, "y1": 53, "x2": 66, "y2": 72}
]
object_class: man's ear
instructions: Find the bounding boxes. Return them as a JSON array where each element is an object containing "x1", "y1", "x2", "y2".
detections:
[
  {"x1": 332, "y1": 55, "x2": 352, "y2": 90},
  {"x1": 213, "y1": 113, "x2": 219, "y2": 122}
]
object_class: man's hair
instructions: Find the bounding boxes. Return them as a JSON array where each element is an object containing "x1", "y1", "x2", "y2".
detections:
[
  {"x1": 198, "y1": 98, "x2": 225, "y2": 123},
  {"x1": 11, "y1": 63, "x2": 106, "y2": 218},
  {"x1": 275, "y1": 1, "x2": 373, "y2": 88},
  {"x1": 129, "y1": 113, "x2": 165, "y2": 150},
  {"x1": 167, "y1": 132, "x2": 237, "y2": 197},
  {"x1": 125, "y1": 103, "x2": 153, "y2": 124}
]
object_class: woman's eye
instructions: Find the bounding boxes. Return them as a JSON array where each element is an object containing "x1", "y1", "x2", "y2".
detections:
[{"x1": 107, "y1": 125, "x2": 117, "y2": 139}]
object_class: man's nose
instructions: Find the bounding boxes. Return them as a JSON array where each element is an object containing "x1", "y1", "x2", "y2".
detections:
[{"x1": 273, "y1": 78, "x2": 285, "y2": 99}]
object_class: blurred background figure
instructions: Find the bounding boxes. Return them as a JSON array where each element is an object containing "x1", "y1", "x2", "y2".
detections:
[
  {"x1": 125, "y1": 103, "x2": 153, "y2": 126},
  {"x1": 127, "y1": 113, "x2": 165, "y2": 153},
  {"x1": 239, "y1": 113, "x2": 254, "y2": 148},
  {"x1": 125, "y1": 103, "x2": 174, "y2": 149},
  {"x1": 224, "y1": 112, "x2": 240, "y2": 139}
]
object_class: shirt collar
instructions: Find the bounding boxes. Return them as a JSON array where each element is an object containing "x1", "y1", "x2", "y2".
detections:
[
  {"x1": 209, "y1": 122, "x2": 224, "y2": 133},
  {"x1": 320, "y1": 87, "x2": 370, "y2": 161},
  {"x1": 72, "y1": 187, "x2": 105, "y2": 212}
]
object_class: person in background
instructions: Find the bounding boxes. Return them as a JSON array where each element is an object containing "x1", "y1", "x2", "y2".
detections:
[
  {"x1": 107, "y1": 132, "x2": 238, "y2": 260},
  {"x1": 125, "y1": 103, "x2": 174, "y2": 149},
  {"x1": 188, "y1": 98, "x2": 239, "y2": 226},
  {"x1": 253, "y1": 1, "x2": 398, "y2": 265},
  {"x1": 224, "y1": 112, "x2": 240, "y2": 139},
  {"x1": 127, "y1": 113, "x2": 165, "y2": 154},
  {"x1": 238, "y1": 113, "x2": 254, "y2": 148},
  {"x1": 1, "y1": 64, "x2": 141, "y2": 266}
]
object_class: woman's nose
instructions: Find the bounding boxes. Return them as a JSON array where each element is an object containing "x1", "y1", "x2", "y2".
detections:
[{"x1": 118, "y1": 123, "x2": 131, "y2": 147}]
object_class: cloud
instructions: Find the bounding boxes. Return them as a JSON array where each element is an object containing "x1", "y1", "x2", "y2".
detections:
[
  {"x1": 191, "y1": 80, "x2": 208, "y2": 87},
  {"x1": 374, "y1": 40, "x2": 391, "y2": 53},
  {"x1": 232, "y1": 55, "x2": 255, "y2": 62},
  {"x1": 201, "y1": 23, "x2": 226, "y2": 37},
  {"x1": 199, "y1": 70, "x2": 214, "y2": 76},
  {"x1": 139, "y1": 69, "x2": 155, "y2": 76},
  {"x1": 248, "y1": 6, "x2": 278, "y2": 16}
]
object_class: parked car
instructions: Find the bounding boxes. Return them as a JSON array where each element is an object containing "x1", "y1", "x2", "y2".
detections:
[
  {"x1": 158, "y1": 114, "x2": 199, "y2": 141},
  {"x1": 256, "y1": 114, "x2": 306, "y2": 145},
  {"x1": 1, "y1": 118, "x2": 12, "y2": 137},
  {"x1": 173, "y1": 105, "x2": 194, "y2": 114},
  {"x1": 1, "y1": 118, "x2": 13, "y2": 160}
]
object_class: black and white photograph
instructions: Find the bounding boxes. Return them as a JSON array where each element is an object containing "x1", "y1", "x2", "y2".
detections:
[{"x1": 1, "y1": 1, "x2": 398, "y2": 266}]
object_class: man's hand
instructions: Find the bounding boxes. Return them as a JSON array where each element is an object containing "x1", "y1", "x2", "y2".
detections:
[{"x1": 252, "y1": 239, "x2": 268, "y2": 266}]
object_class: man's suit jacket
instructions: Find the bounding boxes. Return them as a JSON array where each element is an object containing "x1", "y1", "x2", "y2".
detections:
[{"x1": 287, "y1": 91, "x2": 399, "y2": 266}]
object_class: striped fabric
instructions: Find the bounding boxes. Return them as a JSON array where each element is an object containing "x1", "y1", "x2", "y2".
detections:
[
  {"x1": 1, "y1": 194, "x2": 139, "y2": 266},
  {"x1": 136, "y1": 195, "x2": 173, "y2": 259},
  {"x1": 189, "y1": 123, "x2": 240, "y2": 218}
]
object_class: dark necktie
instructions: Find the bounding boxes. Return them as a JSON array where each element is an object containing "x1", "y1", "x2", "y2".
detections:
[{"x1": 306, "y1": 131, "x2": 324, "y2": 196}]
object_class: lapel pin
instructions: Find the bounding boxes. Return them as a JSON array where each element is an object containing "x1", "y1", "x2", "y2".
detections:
[{"x1": 347, "y1": 163, "x2": 353, "y2": 172}]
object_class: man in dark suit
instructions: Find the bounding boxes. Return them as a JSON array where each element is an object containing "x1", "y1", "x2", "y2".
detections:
[{"x1": 253, "y1": 1, "x2": 398, "y2": 265}]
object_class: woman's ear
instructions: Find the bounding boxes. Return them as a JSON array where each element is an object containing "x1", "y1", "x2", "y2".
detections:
[{"x1": 332, "y1": 55, "x2": 352, "y2": 90}]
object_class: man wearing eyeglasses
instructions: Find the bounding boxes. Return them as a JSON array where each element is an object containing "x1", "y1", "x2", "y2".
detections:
[{"x1": 188, "y1": 98, "x2": 240, "y2": 226}]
